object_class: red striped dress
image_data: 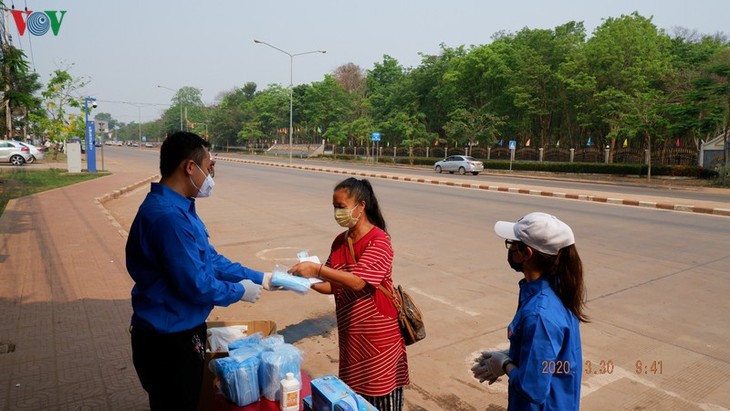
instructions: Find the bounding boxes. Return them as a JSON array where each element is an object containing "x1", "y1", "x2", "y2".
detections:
[{"x1": 326, "y1": 226, "x2": 410, "y2": 396}]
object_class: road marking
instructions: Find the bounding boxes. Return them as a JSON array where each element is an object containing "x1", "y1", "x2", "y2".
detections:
[
  {"x1": 581, "y1": 365, "x2": 729, "y2": 410},
  {"x1": 408, "y1": 286, "x2": 480, "y2": 317},
  {"x1": 255, "y1": 247, "x2": 302, "y2": 263}
]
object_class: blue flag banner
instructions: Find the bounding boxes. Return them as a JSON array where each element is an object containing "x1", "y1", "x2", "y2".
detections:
[{"x1": 586, "y1": 137, "x2": 592, "y2": 147}]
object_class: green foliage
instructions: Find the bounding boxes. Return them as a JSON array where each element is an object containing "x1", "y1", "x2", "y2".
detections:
[
  {"x1": 8, "y1": 10, "x2": 720, "y2": 162},
  {"x1": 714, "y1": 161, "x2": 730, "y2": 184},
  {"x1": 36, "y1": 68, "x2": 89, "y2": 140},
  {"x1": 0, "y1": 168, "x2": 105, "y2": 214},
  {"x1": 0, "y1": 45, "x2": 44, "y2": 139}
]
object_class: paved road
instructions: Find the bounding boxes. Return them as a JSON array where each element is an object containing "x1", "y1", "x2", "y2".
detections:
[{"x1": 1, "y1": 148, "x2": 729, "y2": 410}]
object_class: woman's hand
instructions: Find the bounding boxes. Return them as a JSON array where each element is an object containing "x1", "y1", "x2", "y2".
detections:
[{"x1": 289, "y1": 261, "x2": 322, "y2": 279}]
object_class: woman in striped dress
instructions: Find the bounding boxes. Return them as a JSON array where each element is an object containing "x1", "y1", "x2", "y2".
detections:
[{"x1": 290, "y1": 177, "x2": 409, "y2": 411}]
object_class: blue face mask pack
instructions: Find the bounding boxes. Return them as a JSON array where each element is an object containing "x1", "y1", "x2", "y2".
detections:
[
  {"x1": 209, "y1": 334, "x2": 302, "y2": 406},
  {"x1": 271, "y1": 265, "x2": 312, "y2": 294}
]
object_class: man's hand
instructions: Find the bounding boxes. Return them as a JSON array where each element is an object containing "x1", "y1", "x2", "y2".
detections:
[
  {"x1": 261, "y1": 272, "x2": 280, "y2": 291},
  {"x1": 471, "y1": 351, "x2": 511, "y2": 385},
  {"x1": 239, "y1": 280, "x2": 262, "y2": 303}
]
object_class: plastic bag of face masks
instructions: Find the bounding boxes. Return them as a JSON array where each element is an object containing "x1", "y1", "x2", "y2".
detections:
[
  {"x1": 271, "y1": 264, "x2": 311, "y2": 294},
  {"x1": 260, "y1": 334, "x2": 285, "y2": 350},
  {"x1": 228, "y1": 332, "x2": 263, "y2": 352},
  {"x1": 258, "y1": 343, "x2": 303, "y2": 401},
  {"x1": 209, "y1": 355, "x2": 261, "y2": 407}
]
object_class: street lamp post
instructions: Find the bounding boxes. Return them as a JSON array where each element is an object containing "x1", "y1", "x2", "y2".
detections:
[
  {"x1": 254, "y1": 39, "x2": 325, "y2": 163},
  {"x1": 84, "y1": 97, "x2": 97, "y2": 172},
  {"x1": 157, "y1": 85, "x2": 184, "y2": 132}
]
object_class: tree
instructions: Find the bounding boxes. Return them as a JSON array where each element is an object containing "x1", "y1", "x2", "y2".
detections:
[
  {"x1": 582, "y1": 13, "x2": 674, "y2": 154},
  {"x1": 160, "y1": 86, "x2": 204, "y2": 134},
  {"x1": 1, "y1": 45, "x2": 42, "y2": 139},
  {"x1": 35, "y1": 67, "x2": 89, "y2": 144},
  {"x1": 210, "y1": 83, "x2": 258, "y2": 149},
  {"x1": 443, "y1": 106, "x2": 506, "y2": 153},
  {"x1": 333, "y1": 63, "x2": 366, "y2": 94},
  {"x1": 302, "y1": 75, "x2": 354, "y2": 143}
]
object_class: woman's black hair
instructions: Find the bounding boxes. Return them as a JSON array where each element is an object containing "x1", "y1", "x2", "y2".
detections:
[
  {"x1": 334, "y1": 177, "x2": 387, "y2": 232},
  {"x1": 159, "y1": 132, "x2": 210, "y2": 178},
  {"x1": 518, "y1": 242, "x2": 589, "y2": 323}
]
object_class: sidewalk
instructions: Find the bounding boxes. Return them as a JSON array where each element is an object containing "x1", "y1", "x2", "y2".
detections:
[
  {"x1": 0, "y1": 157, "x2": 728, "y2": 410},
  {"x1": 0, "y1": 163, "x2": 155, "y2": 410}
]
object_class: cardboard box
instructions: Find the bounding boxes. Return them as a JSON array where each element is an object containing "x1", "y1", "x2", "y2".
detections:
[
  {"x1": 311, "y1": 374, "x2": 353, "y2": 411},
  {"x1": 334, "y1": 394, "x2": 378, "y2": 411},
  {"x1": 198, "y1": 320, "x2": 277, "y2": 411},
  {"x1": 311, "y1": 375, "x2": 378, "y2": 411}
]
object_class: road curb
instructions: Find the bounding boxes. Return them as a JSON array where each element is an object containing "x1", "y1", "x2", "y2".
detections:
[
  {"x1": 218, "y1": 157, "x2": 730, "y2": 217},
  {"x1": 95, "y1": 174, "x2": 160, "y2": 238}
]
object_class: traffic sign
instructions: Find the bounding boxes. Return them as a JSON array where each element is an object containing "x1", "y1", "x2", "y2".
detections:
[
  {"x1": 509, "y1": 140, "x2": 517, "y2": 150},
  {"x1": 371, "y1": 132, "x2": 381, "y2": 142}
]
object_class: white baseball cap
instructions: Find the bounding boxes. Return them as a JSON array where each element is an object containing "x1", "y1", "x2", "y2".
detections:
[{"x1": 494, "y1": 212, "x2": 575, "y2": 255}]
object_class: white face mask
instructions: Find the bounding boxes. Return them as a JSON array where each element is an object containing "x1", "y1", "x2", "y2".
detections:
[
  {"x1": 334, "y1": 205, "x2": 359, "y2": 228},
  {"x1": 190, "y1": 163, "x2": 215, "y2": 198}
]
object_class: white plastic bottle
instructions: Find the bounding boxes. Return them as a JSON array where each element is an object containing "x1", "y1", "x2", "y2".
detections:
[{"x1": 280, "y1": 372, "x2": 301, "y2": 411}]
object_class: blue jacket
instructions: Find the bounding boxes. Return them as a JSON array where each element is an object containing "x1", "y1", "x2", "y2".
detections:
[
  {"x1": 506, "y1": 277, "x2": 582, "y2": 410},
  {"x1": 126, "y1": 183, "x2": 263, "y2": 333}
]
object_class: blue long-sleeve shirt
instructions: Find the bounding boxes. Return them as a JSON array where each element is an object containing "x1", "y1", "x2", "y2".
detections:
[
  {"x1": 126, "y1": 183, "x2": 263, "y2": 333},
  {"x1": 506, "y1": 277, "x2": 582, "y2": 410}
]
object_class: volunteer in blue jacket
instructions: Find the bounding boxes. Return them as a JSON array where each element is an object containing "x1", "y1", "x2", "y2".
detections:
[
  {"x1": 472, "y1": 212, "x2": 588, "y2": 410},
  {"x1": 126, "y1": 132, "x2": 275, "y2": 411}
]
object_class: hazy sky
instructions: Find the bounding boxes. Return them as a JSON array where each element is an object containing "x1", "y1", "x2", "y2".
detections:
[{"x1": 5, "y1": 0, "x2": 729, "y2": 125}]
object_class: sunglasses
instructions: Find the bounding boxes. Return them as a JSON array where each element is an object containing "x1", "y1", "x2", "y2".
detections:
[{"x1": 505, "y1": 239, "x2": 520, "y2": 250}]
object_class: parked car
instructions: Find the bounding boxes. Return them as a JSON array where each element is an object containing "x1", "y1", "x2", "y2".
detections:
[
  {"x1": 434, "y1": 155, "x2": 484, "y2": 175},
  {"x1": 0, "y1": 140, "x2": 32, "y2": 165},
  {"x1": 17, "y1": 142, "x2": 44, "y2": 164}
]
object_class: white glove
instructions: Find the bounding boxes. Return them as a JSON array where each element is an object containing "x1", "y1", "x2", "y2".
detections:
[
  {"x1": 239, "y1": 280, "x2": 262, "y2": 303},
  {"x1": 262, "y1": 272, "x2": 278, "y2": 291},
  {"x1": 471, "y1": 350, "x2": 511, "y2": 385}
]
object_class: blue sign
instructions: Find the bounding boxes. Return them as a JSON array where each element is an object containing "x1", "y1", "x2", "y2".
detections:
[
  {"x1": 86, "y1": 121, "x2": 97, "y2": 172},
  {"x1": 142, "y1": 136, "x2": 147, "y2": 142},
  {"x1": 371, "y1": 132, "x2": 381, "y2": 142},
  {"x1": 508, "y1": 140, "x2": 517, "y2": 150}
]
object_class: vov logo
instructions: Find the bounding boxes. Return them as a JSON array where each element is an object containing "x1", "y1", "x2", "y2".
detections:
[{"x1": 10, "y1": 9, "x2": 67, "y2": 36}]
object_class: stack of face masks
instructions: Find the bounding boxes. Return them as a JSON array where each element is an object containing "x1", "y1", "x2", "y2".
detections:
[
  {"x1": 209, "y1": 333, "x2": 302, "y2": 406},
  {"x1": 259, "y1": 344, "x2": 303, "y2": 401},
  {"x1": 209, "y1": 354, "x2": 260, "y2": 407},
  {"x1": 228, "y1": 332, "x2": 263, "y2": 352}
]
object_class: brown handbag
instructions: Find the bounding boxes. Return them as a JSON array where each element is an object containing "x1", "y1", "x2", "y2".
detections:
[{"x1": 347, "y1": 236, "x2": 426, "y2": 345}]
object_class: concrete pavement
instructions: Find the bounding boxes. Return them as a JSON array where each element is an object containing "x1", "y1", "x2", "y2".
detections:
[{"x1": 0, "y1": 155, "x2": 728, "y2": 410}]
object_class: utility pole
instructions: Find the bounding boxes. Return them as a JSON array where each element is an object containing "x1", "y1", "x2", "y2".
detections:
[{"x1": 1, "y1": 3, "x2": 13, "y2": 138}]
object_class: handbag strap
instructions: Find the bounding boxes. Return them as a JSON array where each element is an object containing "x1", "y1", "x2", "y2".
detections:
[{"x1": 347, "y1": 235, "x2": 357, "y2": 264}]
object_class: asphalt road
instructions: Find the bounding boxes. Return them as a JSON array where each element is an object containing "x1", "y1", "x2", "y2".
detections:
[{"x1": 105, "y1": 147, "x2": 730, "y2": 410}]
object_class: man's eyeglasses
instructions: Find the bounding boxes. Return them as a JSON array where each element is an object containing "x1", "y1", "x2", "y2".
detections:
[{"x1": 505, "y1": 239, "x2": 520, "y2": 250}]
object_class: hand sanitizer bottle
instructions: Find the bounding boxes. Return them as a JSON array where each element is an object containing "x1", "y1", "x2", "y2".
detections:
[{"x1": 280, "y1": 372, "x2": 300, "y2": 411}]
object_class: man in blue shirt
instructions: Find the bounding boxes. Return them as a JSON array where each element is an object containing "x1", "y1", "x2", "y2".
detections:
[
  {"x1": 472, "y1": 212, "x2": 588, "y2": 410},
  {"x1": 126, "y1": 132, "x2": 273, "y2": 410}
]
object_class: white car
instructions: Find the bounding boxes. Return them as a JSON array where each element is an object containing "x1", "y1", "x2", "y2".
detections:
[
  {"x1": 17, "y1": 142, "x2": 45, "y2": 164},
  {"x1": 434, "y1": 155, "x2": 484, "y2": 175},
  {"x1": 0, "y1": 140, "x2": 32, "y2": 165}
]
